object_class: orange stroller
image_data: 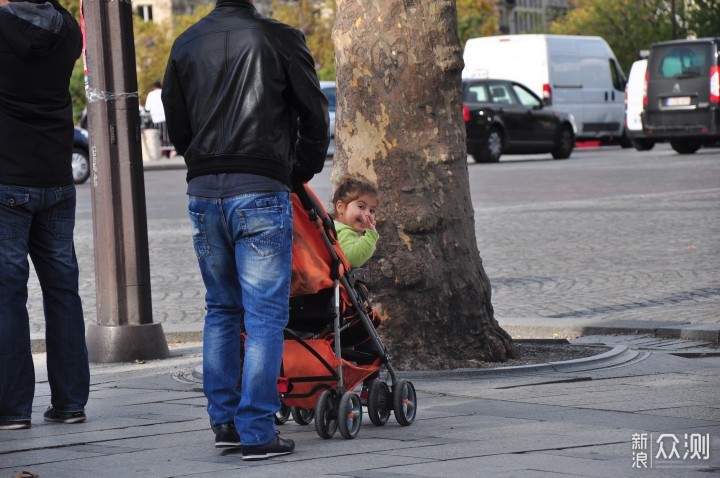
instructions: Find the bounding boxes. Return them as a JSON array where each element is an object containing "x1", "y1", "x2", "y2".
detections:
[{"x1": 275, "y1": 183, "x2": 417, "y2": 439}]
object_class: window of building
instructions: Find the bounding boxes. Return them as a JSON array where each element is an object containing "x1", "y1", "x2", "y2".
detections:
[{"x1": 136, "y1": 4, "x2": 153, "y2": 22}]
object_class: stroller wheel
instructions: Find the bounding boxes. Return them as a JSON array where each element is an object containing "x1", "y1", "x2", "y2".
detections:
[
  {"x1": 367, "y1": 381, "x2": 391, "y2": 426},
  {"x1": 291, "y1": 407, "x2": 315, "y2": 425},
  {"x1": 314, "y1": 389, "x2": 338, "y2": 439},
  {"x1": 338, "y1": 392, "x2": 363, "y2": 439},
  {"x1": 275, "y1": 405, "x2": 291, "y2": 425},
  {"x1": 392, "y1": 379, "x2": 417, "y2": 426}
]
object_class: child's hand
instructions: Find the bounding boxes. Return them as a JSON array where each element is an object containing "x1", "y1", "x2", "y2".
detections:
[{"x1": 364, "y1": 214, "x2": 376, "y2": 232}]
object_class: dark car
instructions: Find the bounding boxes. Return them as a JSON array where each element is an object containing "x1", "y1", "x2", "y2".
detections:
[
  {"x1": 462, "y1": 79, "x2": 576, "y2": 163},
  {"x1": 642, "y1": 38, "x2": 720, "y2": 154},
  {"x1": 72, "y1": 127, "x2": 90, "y2": 184}
]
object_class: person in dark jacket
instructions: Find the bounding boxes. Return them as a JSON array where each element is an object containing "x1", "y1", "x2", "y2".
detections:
[
  {"x1": 162, "y1": 0, "x2": 329, "y2": 460},
  {"x1": 0, "y1": 0, "x2": 90, "y2": 430}
]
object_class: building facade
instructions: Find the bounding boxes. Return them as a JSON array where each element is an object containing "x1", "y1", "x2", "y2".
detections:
[
  {"x1": 133, "y1": 0, "x2": 274, "y2": 24},
  {"x1": 498, "y1": 0, "x2": 572, "y2": 34}
]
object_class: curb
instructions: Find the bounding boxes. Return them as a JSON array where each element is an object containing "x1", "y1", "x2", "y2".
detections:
[
  {"x1": 397, "y1": 345, "x2": 635, "y2": 379},
  {"x1": 503, "y1": 323, "x2": 720, "y2": 344},
  {"x1": 30, "y1": 322, "x2": 719, "y2": 354}
]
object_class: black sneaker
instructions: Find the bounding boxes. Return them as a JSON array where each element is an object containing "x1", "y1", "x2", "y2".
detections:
[
  {"x1": 241, "y1": 432, "x2": 295, "y2": 461},
  {"x1": 0, "y1": 420, "x2": 31, "y2": 430},
  {"x1": 213, "y1": 422, "x2": 240, "y2": 448},
  {"x1": 43, "y1": 406, "x2": 86, "y2": 424}
]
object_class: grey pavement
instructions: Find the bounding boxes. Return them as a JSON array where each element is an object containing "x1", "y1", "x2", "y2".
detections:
[
  {"x1": 1, "y1": 335, "x2": 718, "y2": 477},
  {"x1": 8, "y1": 145, "x2": 720, "y2": 476}
]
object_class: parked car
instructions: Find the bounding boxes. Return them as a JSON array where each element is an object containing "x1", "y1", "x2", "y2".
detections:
[
  {"x1": 462, "y1": 79, "x2": 576, "y2": 163},
  {"x1": 462, "y1": 34, "x2": 625, "y2": 143},
  {"x1": 642, "y1": 37, "x2": 720, "y2": 154},
  {"x1": 320, "y1": 81, "x2": 336, "y2": 156},
  {"x1": 73, "y1": 127, "x2": 90, "y2": 184}
]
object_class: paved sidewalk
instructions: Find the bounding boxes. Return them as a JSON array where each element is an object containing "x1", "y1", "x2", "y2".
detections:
[{"x1": 1, "y1": 335, "x2": 718, "y2": 477}]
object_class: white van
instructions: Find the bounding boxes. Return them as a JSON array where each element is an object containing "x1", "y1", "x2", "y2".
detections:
[
  {"x1": 625, "y1": 58, "x2": 656, "y2": 150},
  {"x1": 462, "y1": 34, "x2": 627, "y2": 141}
]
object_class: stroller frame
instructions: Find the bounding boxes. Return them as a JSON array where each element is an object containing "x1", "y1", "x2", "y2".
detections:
[{"x1": 276, "y1": 183, "x2": 417, "y2": 439}]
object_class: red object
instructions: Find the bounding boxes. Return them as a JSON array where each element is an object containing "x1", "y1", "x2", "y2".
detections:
[
  {"x1": 542, "y1": 83, "x2": 552, "y2": 104},
  {"x1": 642, "y1": 70, "x2": 649, "y2": 108},
  {"x1": 462, "y1": 104, "x2": 470, "y2": 122},
  {"x1": 710, "y1": 66, "x2": 720, "y2": 104},
  {"x1": 277, "y1": 377, "x2": 290, "y2": 394},
  {"x1": 278, "y1": 339, "x2": 379, "y2": 409},
  {"x1": 281, "y1": 184, "x2": 383, "y2": 410},
  {"x1": 290, "y1": 189, "x2": 347, "y2": 297}
]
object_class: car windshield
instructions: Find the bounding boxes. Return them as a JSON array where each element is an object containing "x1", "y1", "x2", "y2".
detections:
[
  {"x1": 512, "y1": 84, "x2": 540, "y2": 107},
  {"x1": 651, "y1": 44, "x2": 713, "y2": 79}
]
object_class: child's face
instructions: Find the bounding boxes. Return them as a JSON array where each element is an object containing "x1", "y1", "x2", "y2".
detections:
[{"x1": 336, "y1": 193, "x2": 379, "y2": 234}]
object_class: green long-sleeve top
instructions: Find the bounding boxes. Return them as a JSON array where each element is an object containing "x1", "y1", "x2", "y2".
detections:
[{"x1": 334, "y1": 221, "x2": 379, "y2": 268}]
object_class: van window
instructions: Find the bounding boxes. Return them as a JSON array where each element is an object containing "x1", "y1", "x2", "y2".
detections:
[
  {"x1": 651, "y1": 44, "x2": 712, "y2": 79},
  {"x1": 609, "y1": 59, "x2": 625, "y2": 91}
]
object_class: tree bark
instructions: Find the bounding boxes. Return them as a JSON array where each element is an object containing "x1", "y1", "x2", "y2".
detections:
[{"x1": 333, "y1": 0, "x2": 516, "y2": 370}]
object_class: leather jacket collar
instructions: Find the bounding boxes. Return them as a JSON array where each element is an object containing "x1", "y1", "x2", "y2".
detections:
[{"x1": 215, "y1": 0, "x2": 255, "y2": 9}]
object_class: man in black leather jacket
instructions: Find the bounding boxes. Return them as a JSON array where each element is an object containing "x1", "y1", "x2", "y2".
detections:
[{"x1": 162, "y1": 0, "x2": 329, "y2": 461}]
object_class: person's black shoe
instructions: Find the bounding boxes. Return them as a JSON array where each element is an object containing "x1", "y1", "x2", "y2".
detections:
[
  {"x1": 213, "y1": 422, "x2": 240, "y2": 448},
  {"x1": 43, "y1": 406, "x2": 86, "y2": 424},
  {"x1": 241, "y1": 432, "x2": 295, "y2": 461},
  {"x1": 0, "y1": 420, "x2": 31, "y2": 430}
]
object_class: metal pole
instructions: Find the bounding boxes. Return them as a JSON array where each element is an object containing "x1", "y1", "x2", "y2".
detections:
[
  {"x1": 671, "y1": 0, "x2": 677, "y2": 39},
  {"x1": 82, "y1": 0, "x2": 169, "y2": 362}
]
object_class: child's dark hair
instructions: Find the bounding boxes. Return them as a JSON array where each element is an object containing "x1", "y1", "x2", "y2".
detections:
[{"x1": 330, "y1": 176, "x2": 379, "y2": 218}]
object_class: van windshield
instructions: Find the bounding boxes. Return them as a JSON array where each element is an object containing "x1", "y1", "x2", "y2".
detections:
[{"x1": 650, "y1": 43, "x2": 713, "y2": 79}]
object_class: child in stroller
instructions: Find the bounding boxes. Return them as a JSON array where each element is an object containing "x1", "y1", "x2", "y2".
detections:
[{"x1": 274, "y1": 182, "x2": 417, "y2": 439}]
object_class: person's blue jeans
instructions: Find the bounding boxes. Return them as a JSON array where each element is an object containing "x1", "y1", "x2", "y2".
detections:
[
  {"x1": 189, "y1": 191, "x2": 292, "y2": 446},
  {"x1": 0, "y1": 183, "x2": 89, "y2": 422}
]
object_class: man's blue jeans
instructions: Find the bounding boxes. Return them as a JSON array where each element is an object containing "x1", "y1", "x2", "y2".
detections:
[
  {"x1": 188, "y1": 191, "x2": 292, "y2": 446},
  {"x1": 0, "y1": 184, "x2": 89, "y2": 422}
]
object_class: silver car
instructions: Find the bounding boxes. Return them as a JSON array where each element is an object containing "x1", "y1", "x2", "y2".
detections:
[{"x1": 320, "y1": 81, "x2": 335, "y2": 156}]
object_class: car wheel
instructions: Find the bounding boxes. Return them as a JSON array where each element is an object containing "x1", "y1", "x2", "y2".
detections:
[
  {"x1": 72, "y1": 147, "x2": 90, "y2": 184},
  {"x1": 632, "y1": 138, "x2": 655, "y2": 151},
  {"x1": 551, "y1": 126, "x2": 574, "y2": 160},
  {"x1": 619, "y1": 130, "x2": 633, "y2": 148},
  {"x1": 475, "y1": 127, "x2": 502, "y2": 163},
  {"x1": 670, "y1": 139, "x2": 701, "y2": 155}
]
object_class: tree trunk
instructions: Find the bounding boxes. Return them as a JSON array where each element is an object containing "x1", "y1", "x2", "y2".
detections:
[{"x1": 332, "y1": 0, "x2": 515, "y2": 370}]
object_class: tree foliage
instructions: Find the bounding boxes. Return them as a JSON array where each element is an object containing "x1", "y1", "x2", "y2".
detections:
[
  {"x1": 456, "y1": 0, "x2": 498, "y2": 47},
  {"x1": 550, "y1": 0, "x2": 679, "y2": 73},
  {"x1": 133, "y1": 5, "x2": 213, "y2": 107},
  {"x1": 686, "y1": 0, "x2": 720, "y2": 38},
  {"x1": 270, "y1": 0, "x2": 336, "y2": 80}
]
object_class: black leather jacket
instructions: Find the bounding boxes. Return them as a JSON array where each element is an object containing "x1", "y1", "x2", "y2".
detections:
[{"x1": 162, "y1": 0, "x2": 329, "y2": 185}]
